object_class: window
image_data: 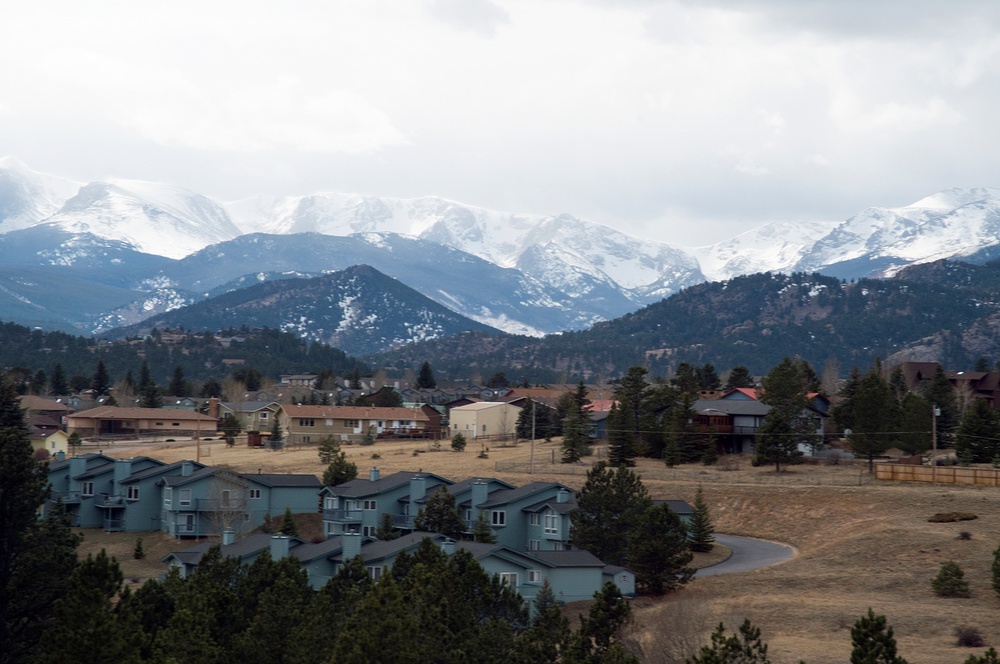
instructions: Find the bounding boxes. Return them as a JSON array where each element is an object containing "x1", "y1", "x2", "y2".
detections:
[
  {"x1": 221, "y1": 490, "x2": 233, "y2": 508},
  {"x1": 81, "y1": 482, "x2": 94, "y2": 496},
  {"x1": 454, "y1": 423, "x2": 458, "y2": 430},
  {"x1": 325, "y1": 522, "x2": 335, "y2": 536},
  {"x1": 363, "y1": 499, "x2": 377, "y2": 511},
  {"x1": 301, "y1": 435, "x2": 311, "y2": 444},
  {"x1": 259, "y1": 412, "x2": 269, "y2": 420},
  {"x1": 249, "y1": 489, "x2": 261, "y2": 500},
  {"x1": 367, "y1": 566, "x2": 382, "y2": 580},
  {"x1": 498, "y1": 572, "x2": 518, "y2": 587},
  {"x1": 179, "y1": 489, "x2": 192, "y2": 507},
  {"x1": 529, "y1": 539, "x2": 540, "y2": 551},
  {"x1": 164, "y1": 487, "x2": 172, "y2": 506},
  {"x1": 528, "y1": 570, "x2": 542, "y2": 583},
  {"x1": 171, "y1": 422, "x2": 180, "y2": 427},
  {"x1": 491, "y1": 510, "x2": 506, "y2": 527},
  {"x1": 299, "y1": 418, "x2": 315, "y2": 427},
  {"x1": 464, "y1": 509, "x2": 471, "y2": 522},
  {"x1": 344, "y1": 419, "x2": 359, "y2": 428},
  {"x1": 544, "y1": 514, "x2": 558, "y2": 535},
  {"x1": 362, "y1": 526, "x2": 376, "y2": 537},
  {"x1": 529, "y1": 513, "x2": 540, "y2": 526},
  {"x1": 155, "y1": 421, "x2": 164, "y2": 426},
  {"x1": 127, "y1": 486, "x2": 140, "y2": 501},
  {"x1": 324, "y1": 496, "x2": 338, "y2": 510}
]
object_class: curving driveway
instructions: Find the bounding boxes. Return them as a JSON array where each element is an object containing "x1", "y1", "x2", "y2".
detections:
[{"x1": 694, "y1": 534, "x2": 796, "y2": 578}]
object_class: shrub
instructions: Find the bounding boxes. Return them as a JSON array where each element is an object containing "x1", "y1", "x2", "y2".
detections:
[
  {"x1": 371, "y1": 453, "x2": 381, "y2": 459},
  {"x1": 958, "y1": 531, "x2": 973, "y2": 540},
  {"x1": 133, "y1": 537, "x2": 146, "y2": 560},
  {"x1": 955, "y1": 625, "x2": 985, "y2": 648},
  {"x1": 928, "y1": 512, "x2": 978, "y2": 523},
  {"x1": 451, "y1": 432, "x2": 468, "y2": 452},
  {"x1": 932, "y1": 560, "x2": 971, "y2": 597}
]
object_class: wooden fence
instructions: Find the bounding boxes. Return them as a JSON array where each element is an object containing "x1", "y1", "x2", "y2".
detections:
[{"x1": 875, "y1": 464, "x2": 1000, "y2": 486}]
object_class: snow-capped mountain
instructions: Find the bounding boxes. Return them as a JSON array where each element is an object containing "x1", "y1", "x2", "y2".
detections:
[{"x1": 3, "y1": 156, "x2": 1000, "y2": 343}]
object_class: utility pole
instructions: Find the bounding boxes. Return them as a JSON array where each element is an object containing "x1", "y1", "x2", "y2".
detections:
[{"x1": 530, "y1": 399, "x2": 536, "y2": 474}]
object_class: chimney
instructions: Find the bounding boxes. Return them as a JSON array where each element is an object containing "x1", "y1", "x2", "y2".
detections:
[
  {"x1": 471, "y1": 480, "x2": 488, "y2": 510},
  {"x1": 341, "y1": 532, "x2": 362, "y2": 560},
  {"x1": 55, "y1": 450, "x2": 65, "y2": 462},
  {"x1": 208, "y1": 397, "x2": 220, "y2": 420},
  {"x1": 69, "y1": 456, "x2": 87, "y2": 486},
  {"x1": 409, "y1": 475, "x2": 427, "y2": 503},
  {"x1": 369, "y1": 466, "x2": 380, "y2": 482},
  {"x1": 557, "y1": 488, "x2": 570, "y2": 504},
  {"x1": 222, "y1": 530, "x2": 235, "y2": 546},
  {"x1": 440, "y1": 538, "x2": 455, "y2": 556},
  {"x1": 270, "y1": 535, "x2": 291, "y2": 560},
  {"x1": 181, "y1": 461, "x2": 193, "y2": 477},
  {"x1": 113, "y1": 458, "x2": 134, "y2": 486}
]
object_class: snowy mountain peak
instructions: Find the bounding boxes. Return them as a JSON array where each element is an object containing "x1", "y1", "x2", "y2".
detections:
[{"x1": 907, "y1": 187, "x2": 1000, "y2": 211}]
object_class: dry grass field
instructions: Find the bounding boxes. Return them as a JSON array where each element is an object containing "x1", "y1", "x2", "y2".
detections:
[{"x1": 82, "y1": 435, "x2": 1000, "y2": 663}]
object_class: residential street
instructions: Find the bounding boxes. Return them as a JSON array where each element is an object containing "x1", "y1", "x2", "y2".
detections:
[{"x1": 694, "y1": 534, "x2": 795, "y2": 578}]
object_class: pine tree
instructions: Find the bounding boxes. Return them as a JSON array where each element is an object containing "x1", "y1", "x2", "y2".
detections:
[
  {"x1": 565, "y1": 582, "x2": 638, "y2": 663},
  {"x1": 956, "y1": 397, "x2": 1000, "y2": 463},
  {"x1": 627, "y1": 503, "x2": 693, "y2": 595},
  {"x1": 318, "y1": 436, "x2": 341, "y2": 464},
  {"x1": 755, "y1": 357, "x2": 813, "y2": 471},
  {"x1": 279, "y1": 507, "x2": 299, "y2": 536},
  {"x1": 221, "y1": 413, "x2": 241, "y2": 447},
  {"x1": 847, "y1": 364, "x2": 901, "y2": 473},
  {"x1": 992, "y1": 543, "x2": 1000, "y2": 599},
  {"x1": 41, "y1": 550, "x2": 131, "y2": 664},
  {"x1": 725, "y1": 365, "x2": 755, "y2": 390},
  {"x1": 48, "y1": 363, "x2": 69, "y2": 396},
  {"x1": 413, "y1": 486, "x2": 466, "y2": 539},
  {"x1": 200, "y1": 377, "x2": 223, "y2": 398},
  {"x1": 471, "y1": 511, "x2": 497, "y2": 543},
  {"x1": 606, "y1": 401, "x2": 635, "y2": 467},
  {"x1": 897, "y1": 392, "x2": 932, "y2": 456},
  {"x1": 139, "y1": 382, "x2": 164, "y2": 409},
  {"x1": 322, "y1": 449, "x2": 358, "y2": 487},
  {"x1": 932, "y1": 560, "x2": 970, "y2": 597},
  {"x1": 850, "y1": 608, "x2": 908, "y2": 664},
  {"x1": 451, "y1": 432, "x2": 467, "y2": 451},
  {"x1": 922, "y1": 365, "x2": 960, "y2": 446},
  {"x1": 689, "y1": 485, "x2": 715, "y2": 553},
  {"x1": 137, "y1": 361, "x2": 153, "y2": 392},
  {"x1": 570, "y1": 462, "x2": 651, "y2": 566},
  {"x1": 520, "y1": 579, "x2": 570, "y2": 662},
  {"x1": 416, "y1": 361, "x2": 437, "y2": 389},
  {"x1": 688, "y1": 620, "x2": 771, "y2": 664},
  {"x1": 560, "y1": 408, "x2": 590, "y2": 463},
  {"x1": 375, "y1": 512, "x2": 400, "y2": 541},
  {"x1": 964, "y1": 648, "x2": 1000, "y2": 664},
  {"x1": 168, "y1": 365, "x2": 189, "y2": 397},
  {"x1": 0, "y1": 376, "x2": 82, "y2": 664},
  {"x1": 91, "y1": 360, "x2": 112, "y2": 396}
]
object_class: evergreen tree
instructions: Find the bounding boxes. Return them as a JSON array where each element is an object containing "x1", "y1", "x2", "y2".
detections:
[
  {"x1": 137, "y1": 360, "x2": 153, "y2": 392},
  {"x1": 847, "y1": 364, "x2": 900, "y2": 473},
  {"x1": 520, "y1": 579, "x2": 570, "y2": 663},
  {"x1": 627, "y1": 503, "x2": 693, "y2": 595},
  {"x1": 931, "y1": 560, "x2": 970, "y2": 597},
  {"x1": 416, "y1": 361, "x2": 437, "y2": 389},
  {"x1": 922, "y1": 365, "x2": 959, "y2": 445},
  {"x1": 200, "y1": 377, "x2": 223, "y2": 398},
  {"x1": 725, "y1": 365, "x2": 755, "y2": 390},
  {"x1": 48, "y1": 363, "x2": 68, "y2": 396},
  {"x1": 29, "y1": 370, "x2": 46, "y2": 396},
  {"x1": 755, "y1": 357, "x2": 813, "y2": 471},
  {"x1": 571, "y1": 462, "x2": 651, "y2": 566},
  {"x1": 897, "y1": 392, "x2": 932, "y2": 456},
  {"x1": 168, "y1": 365, "x2": 189, "y2": 396},
  {"x1": 268, "y1": 418, "x2": 284, "y2": 449},
  {"x1": 611, "y1": 366, "x2": 648, "y2": 464},
  {"x1": 236, "y1": 559, "x2": 312, "y2": 664},
  {"x1": 451, "y1": 431, "x2": 468, "y2": 451},
  {"x1": 486, "y1": 371, "x2": 510, "y2": 388},
  {"x1": 606, "y1": 401, "x2": 635, "y2": 467},
  {"x1": 697, "y1": 363, "x2": 722, "y2": 391},
  {"x1": 688, "y1": 620, "x2": 771, "y2": 664},
  {"x1": 91, "y1": 360, "x2": 112, "y2": 396},
  {"x1": 41, "y1": 550, "x2": 131, "y2": 664},
  {"x1": 565, "y1": 582, "x2": 638, "y2": 664},
  {"x1": 964, "y1": 649, "x2": 1000, "y2": 664},
  {"x1": 688, "y1": 485, "x2": 715, "y2": 553},
  {"x1": 850, "y1": 608, "x2": 908, "y2": 664},
  {"x1": 0, "y1": 376, "x2": 82, "y2": 664},
  {"x1": 472, "y1": 511, "x2": 498, "y2": 543},
  {"x1": 375, "y1": 512, "x2": 400, "y2": 541},
  {"x1": 561, "y1": 408, "x2": 591, "y2": 463},
  {"x1": 992, "y1": 542, "x2": 1000, "y2": 599},
  {"x1": 318, "y1": 436, "x2": 341, "y2": 464},
  {"x1": 956, "y1": 397, "x2": 1000, "y2": 463},
  {"x1": 279, "y1": 507, "x2": 299, "y2": 536},
  {"x1": 322, "y1": 448, "x2": 358, "y2": 487},
  {"x1": 221, "y1": 413, "x2": 241, "y2": 447},
  {"x1": 139, "y1": 381, "x2": 164, "y2": 409},
  {"x1": 413, "y1": 486, "x2": 466, "y2": 539}
]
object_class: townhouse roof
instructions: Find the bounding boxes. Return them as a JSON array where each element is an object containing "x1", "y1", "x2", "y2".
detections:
[
  {"x1": 281, "y1": 404, "x2": 430, "y2": 421},
  {"x1": 324, "y1": 471, "x2": 452, "y2": 497},
  {"x1": 245, "y1": 473, "x2": 323, "y2": 489},
  {"x1": 69, "y1": 406, "x2": 218, "y2": 421},
  {"x1": 655, "y1": 499, "x2": 694, "y2": 516},
  {"x1": 529, "y1": 549, "x2": 606, "y2": 568},
  {"x1": 48, "y1": 452, "x2": 113, "y2": 473},
  {"x1": 351, "y1": 532, "x2": 441, "y2": 563},
  {"x1": 161, "y1": 466, "x2": 227, "y2": 487},
  {"x1": 118, "y1": 459, "x2": 201, "y2": 484},
  {"x1": 162, "y1": 533, "x2": 307, "y2": 566},
  {"x1": 479, "y1": 482, "x2": 569, "y2": 509},
  {"x1": 75, "y1": 462, "x2": 116, "y2": 480},
  {"x1": 222, "y1": 401, "x2": 279, "y2": 413}
]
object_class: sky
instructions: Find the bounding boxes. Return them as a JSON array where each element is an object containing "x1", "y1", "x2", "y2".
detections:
[{"x1": 2, "y1": 0, "x2": 1000, "y2": 246}]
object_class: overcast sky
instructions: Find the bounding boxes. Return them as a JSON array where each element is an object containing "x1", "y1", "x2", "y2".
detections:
[{"x1": 2, "y1": 0, "x2": 999, "y2": 245}]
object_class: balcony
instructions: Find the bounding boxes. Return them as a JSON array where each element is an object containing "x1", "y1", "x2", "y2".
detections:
[
  {"x1": 390, "y1": 513, "x2": 414, "y2": 529},
  {"x1": 103, "y1": 518, "x2": 124, "y2": 532},
  {"x1": 323, "y1": 508, "x2": 363, "y2": 523},
  {"x1": 95, "y1": 494, "x2": 128, "y2": 508},
  {"x1": 168, "y1": 522, "x2": 217, "y2": 538},
  {"x1": 50, "y1": 490, "x2": 81, "y2": 504}
]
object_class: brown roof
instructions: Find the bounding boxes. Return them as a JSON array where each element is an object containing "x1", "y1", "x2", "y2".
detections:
[
  {"x1": 18, "y1": 395, "x2": 73, "y2": 412},
  {"x1": 68, "y1": 406, "x2": 218, "y2": 421},
  {"x1": 280, "y1": 404, "x2": 430, "y2": 422}
]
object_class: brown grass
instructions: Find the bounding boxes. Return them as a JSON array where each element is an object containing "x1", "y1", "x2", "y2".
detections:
[{"x1": 88, "y1": 437, "x2": 1000, "y2": 663}]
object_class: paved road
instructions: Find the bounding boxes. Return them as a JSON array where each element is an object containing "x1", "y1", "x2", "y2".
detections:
[{"x1": 694, "y1": 534, "x2": 796, "y2": 578}]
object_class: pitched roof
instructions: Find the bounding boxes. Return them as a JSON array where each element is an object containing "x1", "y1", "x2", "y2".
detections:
[
  {"x1": 528, "y1": 549, "x2": 605, "y2": 568},
  {"x1": 161, "y1": 533, "x2": 307, "y2": 566},
  {"x1": 325, "y1": 471, "x2": 452, "y2": 497},
  {"x1": 450, "y1": 401, "x2": 519, "y2": 412},
  {"x1": 479, "y1": 482, "x2": 569, "y2": 509},
  {"x1": 69, "y1": 406, "x2": 217, "y2": 421},
  {"x1": 245, "y1": 473, "x2": 322, "y2": 489},
  {"x1": 18, "y1": 395, "x2": 73, "y2": 412},
  {"x1": 655, "y1": 499, "x2": 694, "y2": 515},
  {"x1": 280, "y1": 405, "x2": 430, "y2": 421},
  {"x1": 119, "y1": 459, "x2": 202, "y2": 484}
]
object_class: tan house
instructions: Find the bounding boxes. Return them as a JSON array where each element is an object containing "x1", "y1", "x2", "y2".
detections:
[
  {"x1": 278, "y1": 405, "x2": 439, "y2": 445},
  {"x1": 220, "y1": 401, "x2": 281, "y2": 433},
  {"x1": 29, "y1": 428, "x2": 69, "y2": 457},
  {"x1": 67, "y1": 407, "x2": 219, "y2": 439},
  {"x1": 449, "y1": 402, "x2": 521, "y2": 440}
]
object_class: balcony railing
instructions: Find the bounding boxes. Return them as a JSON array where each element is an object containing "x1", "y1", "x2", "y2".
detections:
[
  {"x1": 390, "y1": 513, "x2": 414, "y2": 529},
  {"x1": 168, "y1": 522, "x2": 216, "y2": 538},
  {"x1": 95, "y1": 494, "x2": 129, "y2": 508},
  {"x1": 323, "y1": 508, "x2": 363, "y2": 523}
]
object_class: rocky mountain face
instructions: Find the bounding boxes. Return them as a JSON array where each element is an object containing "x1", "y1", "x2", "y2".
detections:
[{"x1": 2, "y1": 158, "x2": 1000, "y2": 354}]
